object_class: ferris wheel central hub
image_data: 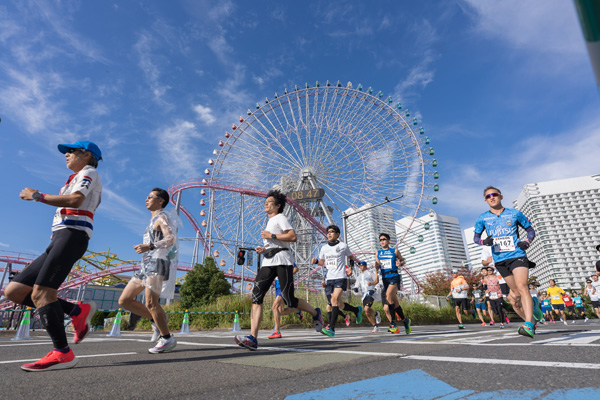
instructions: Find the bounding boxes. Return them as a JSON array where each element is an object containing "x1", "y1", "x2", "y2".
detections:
[{"x1": 300, "y1": 167, "x2": 315, "y2": 178}]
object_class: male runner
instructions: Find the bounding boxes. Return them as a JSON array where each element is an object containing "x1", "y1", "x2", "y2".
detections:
[
  {"x1": 546, "y1": 279, "x2": 568, "y2": 326},
  {"x1": 375, "y1": 233, "x2": 411, "y2": 334},
  {"x1": 584, "y1": 276, "x2": 600, "y2": 319},
  {"x1": 540, "y1": 293, "x2": 553, "y2": 324},
  {"x1": 235, "y1": 190, "x2": 323, "y2": 350},
  {"x1": 269, "y1": 270, "x2": 303, "y2": 339},
  {"x1": 473, "y1": 186, "x2": 541, "y2": 338},
  {"x1": 312, "y1": 225, "x2": 362, "y2": 337},
  {"x1": 6, "y1": 141, "x2": 102, "y2": 371},
  {"x1": 118, "y1": 188, "x2": 179, "y2": 353},
  {"x1": 355, "y1": 261, "x2": 382, "y2": 333},
  {"x1": 447, "y1": 269, "x2": 471, "y2": 329}
]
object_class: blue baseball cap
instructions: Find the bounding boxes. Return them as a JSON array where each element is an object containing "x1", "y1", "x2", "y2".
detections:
[
  {"x1": 58, "y1": 141, "x2": 102, "y2": 160},
  {"x1": 359, "y1": 261, "x2": 367, "y2": 266}
]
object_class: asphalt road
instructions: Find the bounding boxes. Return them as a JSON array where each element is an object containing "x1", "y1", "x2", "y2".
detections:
[{"x1": 2, "y1": 320, "x2": 600, "y2": 399}]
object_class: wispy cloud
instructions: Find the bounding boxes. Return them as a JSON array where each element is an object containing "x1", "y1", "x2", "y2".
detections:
[
  {"x1": 32, "y1": 0, "x2": 109, "y2": 64},
  {"x1": 193, "y1": 104, "x2": 216, "y2": 125},
  {"x1": 100, "y1": 187, "x2": 148, "y2": 234},
  {"x1": 0, "y1": 242, "x2": 9, "y2": 248},
  {"x1": 440, "y1": 115, "x2": 600, "y2": 227},
  {"x1": 134, "y1": 31, "x2": 172, "y2": 106},
  {"x1": 154, "y1": 120, "x2": 205, "y2": 179}
]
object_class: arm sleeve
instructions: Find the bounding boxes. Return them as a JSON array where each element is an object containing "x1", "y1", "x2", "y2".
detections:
[
  {"x1": 524, "y1": 226, "x2": 535, "y2": 241},
  {"x1": 473, "y1": 231, "x2": 482, "y2": 244}
]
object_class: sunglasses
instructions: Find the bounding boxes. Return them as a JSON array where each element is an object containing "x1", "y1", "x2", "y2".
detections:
[
  {"x1": 327, "y1": 230, "x2": 337, "y2": 234},
  {"x1": 379, "y1": 238, "x2": 388, "y2": 241},
  {"x1": 485, "y1": 192, "x2": 500, "y2": 199}
]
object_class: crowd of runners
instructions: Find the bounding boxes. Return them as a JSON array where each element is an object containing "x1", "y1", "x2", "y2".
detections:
[{"x1": 5, "y1": 141, "x2": 600, "y2": 371}]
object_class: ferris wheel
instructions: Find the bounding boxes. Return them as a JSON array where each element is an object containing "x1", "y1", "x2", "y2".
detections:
[{"x1": 197, "y1": 81, "x2": 438, "y2": 290}]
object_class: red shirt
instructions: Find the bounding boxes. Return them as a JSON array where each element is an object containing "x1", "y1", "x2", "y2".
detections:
[{"x1": 563, "y1": 295, "x2": 574, "y2": 307}]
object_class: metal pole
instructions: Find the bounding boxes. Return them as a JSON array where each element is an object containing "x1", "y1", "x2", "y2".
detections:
[
  {"x1": 175, "y1": 190, "x2": 182, "y2": 215},
  {"x1": 0, "y1": 262, "x2": 11, "y2": 299},
  {"x1": 240, "y1": 194, "x2": 245, "y2": 296}
]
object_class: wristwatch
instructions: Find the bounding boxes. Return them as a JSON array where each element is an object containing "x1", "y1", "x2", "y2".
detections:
[
  {"x1": 32, "y1": 192, "x2": 42, "y2": 202},
  {"x1": 149, "y1": 243, "x2": 155, "y2": 250},
  {"x1": 271, "y1": 233, "x2": 277, "y2": 240}
]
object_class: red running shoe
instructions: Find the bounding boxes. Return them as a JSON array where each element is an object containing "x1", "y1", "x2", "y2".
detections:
[
  {"x1": 21, "y1": 349, "x2": 78, "y2": 372},
  {"x1": 72, "y1": 301, "x2": 97, "y2": 344},
  {"x1": 268, "y1": 331, "x2": 282, "y2": 339}
]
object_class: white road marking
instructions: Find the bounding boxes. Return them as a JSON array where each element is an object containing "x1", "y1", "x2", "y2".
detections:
[
  {"x1": 404, "y1": 355, "x2": 600, "y2": 370},
  {"x1": 0, "y1": 352, "x2": 137, "y2": 365}
]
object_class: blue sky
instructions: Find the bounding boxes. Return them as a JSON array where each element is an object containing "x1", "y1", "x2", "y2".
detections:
[{"x1": 1, "y1": 0, "x2": 599, "y2": 268}]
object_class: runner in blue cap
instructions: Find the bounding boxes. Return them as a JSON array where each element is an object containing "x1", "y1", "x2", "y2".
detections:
[{"x1": 5, "y1": 140, "x2": 102, "y2": 371}]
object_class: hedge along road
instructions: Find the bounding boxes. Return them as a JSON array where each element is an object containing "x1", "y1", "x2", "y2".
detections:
[{"x1": 1, "y1": 323, "x2": 600, "y2": 399}]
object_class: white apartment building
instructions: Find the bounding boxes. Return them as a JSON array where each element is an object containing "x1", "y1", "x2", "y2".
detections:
[
  {"x1": 513, "y1": 175, "x2": 600, "y2": 290},
  {"x1": 345, "y1": 204, "x2": 397, "y2": 266},
  {"x1": 396, "y1": 212, "x2": 468, "y2": 292}
]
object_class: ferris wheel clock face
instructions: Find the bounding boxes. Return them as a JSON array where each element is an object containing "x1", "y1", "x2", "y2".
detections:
[{"x1": 190, "y1": 81, "x2": 438, "y2": 283}]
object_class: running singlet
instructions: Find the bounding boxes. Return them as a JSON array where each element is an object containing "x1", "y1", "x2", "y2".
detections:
[
  {"x1": 542, "y1": 299, "x2": 551, "y2": 308},
  {"x1": 319, "y1": 241, "x2": 352, "y2": 281},
  {"x1": 574, "y1": 296, "x2": 583, "y2": 307},
  {"x1": 485, "y1": 276, "x2": 502, "y2": 300},
  {"x1": 474, "y1": 208, "x2": 531, "y2": 263},
  {"x1": 52, "y1": 165, "x2": 102, "y2": 239},
  {"x1": 592, "y1": 281, "x2": 600, "y2": 301},
  {"x1": 377, "y1": 248, "x2": 398, "y2": 278},
  {"x1": 546, "y1": 286, "x2": 565, "y2": 305}
]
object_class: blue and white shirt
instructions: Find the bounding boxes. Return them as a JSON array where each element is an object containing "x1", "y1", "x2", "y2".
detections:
[{"x1": 474, "y1": 208, "x2": 531, "y2": 263}]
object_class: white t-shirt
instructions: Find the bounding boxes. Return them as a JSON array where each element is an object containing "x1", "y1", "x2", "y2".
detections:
[
  {"x1": 356, "y1": 269, "x2": 377, "y2": 300},
  {"x1": 591, "y1": 280, "x2": 600, "y2": 301},
  {"x1": 319, "y1": 241, "x2": 353, "y2": 281},
  {"x1": 261, "y1": 213, "x2": 294, "y2": 267},
  {"x1": 480, "y1": 246, "x2": 494, "y2": 267}
]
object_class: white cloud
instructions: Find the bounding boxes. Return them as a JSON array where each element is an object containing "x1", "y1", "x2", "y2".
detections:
[
  {"x1": 0, "y1": 242, "x2": 9, "y2": 248},
  {"x1": 193, "y1": 104, "x2": 216, "y2": 125},
  {"x1": 100, "y1": 187, "x2": 148, "y2": 234},
  {"x1": 439, "y1": 115, "x2": 600, "y2": 227},
  {"x1": 155, "y1": 120, "x2": 205, "y2": 178},
  {"x1": 134, "y1": 31, "x2": 172, "y2": 105}
]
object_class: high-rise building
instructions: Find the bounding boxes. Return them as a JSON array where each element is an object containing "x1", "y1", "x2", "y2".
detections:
[
  {"x1": 345, "y1": 204, "x2": 397, "y2": 266},
  {"x1": 512, "y1": 175, "x2": 600, "y2": 290},
  {"x1": 396, "y1": 212, "x2": 468, "y2": 292},
  {"x1": 462, "y1": 227, "x2": 490, "y2": 270}
]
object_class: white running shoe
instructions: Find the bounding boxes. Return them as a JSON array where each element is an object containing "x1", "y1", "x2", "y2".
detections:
[
  {"x1": 372, "y1": 325, "x2": 379, "y2": 333},
  {"x1": 563, "y1": 321, "x2": 568, "y2": 326},
  {"x1": 375, "y1": 311, "x2": 382, "y2": 325},
  {"x1": 585, "y1": 317, "x2": 589, "y2": 323},
  {"x1": 149, "y1": 336, "x2": 176, "y2": 354},
  {"x1": 150, "y1": 322, "x2": 160, "y2": 342},
  {"x1": 571, "y1": 320, "x2": 575, "y2": 324}
]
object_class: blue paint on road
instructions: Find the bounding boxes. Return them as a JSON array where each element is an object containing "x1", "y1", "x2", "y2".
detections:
[{"x1": 286, "y1": 369, "x2": 600, "y2": 400}]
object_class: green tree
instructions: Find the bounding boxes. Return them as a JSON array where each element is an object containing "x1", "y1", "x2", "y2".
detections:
[{"x1": 179, "y1": 257, "x2": 231, "y2": 308}]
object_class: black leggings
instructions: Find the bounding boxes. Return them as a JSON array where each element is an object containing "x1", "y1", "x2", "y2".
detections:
[
  {"x1": 252, "y1": 265, "x2": 298, "y2": 308},
  {"x1": 490, "y1": 298, "x2": 505, "y2": 322}
]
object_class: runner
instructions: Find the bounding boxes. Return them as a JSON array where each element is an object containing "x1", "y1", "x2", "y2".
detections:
[
  {"x1": 447, "y1": 269, "x2": 471, "y2": 329},
  {"x1": 473, "y1": 186, "x2": 541, "y2": 338},
  {"x1": 471, "y1": 282, "x2": 488, "y2": 326},
  {"x1": 479, "y1": 267, "x2": 494, "y2": 324},
  {"x1": 540, "y1": 293, "x2": 554, "y2": 324},
  {"x1": 354, "y1": 261, "x2": 382, "y2": 333},
  {"x1": 546, "y1": 279, "x2": 568, "y2": 326},
  {"x1": 484, "y1": 267, "x2": 506, "y2": 329},
  {"x1": 269, "y1": 269, "x2": 303, "y2": 339},
  {"x1": 235, "y1": 190, "x2": 323, "y2": 350},
  {"x1": 5, "y1": 141, "x2": 102, "y2": 371},
  {"x1": 572, "y1": 291, "x2": 588, "y2": 322},
  {"x1": 482, "y1": 244, "x2": 510, "y2": 323},
  {"x1": 375, "y1": 233, "x2": 411, "y2": 334},
  {"x1": 584, "y1": 276, "x2": 600, "y2": 319},
  {"x1": 562, "y1": 292, "x2": 577, "y2": 324},
  {"x1": 118, "y1": 188, "x2": 180, "y2": 353},
  {"x1": 311, "y1": 225, "x2": 362, "y2": 337}
]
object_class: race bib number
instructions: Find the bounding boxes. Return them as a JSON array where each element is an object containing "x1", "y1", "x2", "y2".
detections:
[
  {"x1": 552, "y1": 294, "x2": 560, "y2": 301},
  {"x1": 490, "y1": 292, "x2": 499, "y2": 300},
  {"x1": 381, "y1": 259, "x2": 392, "y2": 270},
  {"x1": 326, "y1": 257, "x2": 337, "y2": 269},
  {"x1": 493, "y1": 236, "x2": 515, "y2": 252}
]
